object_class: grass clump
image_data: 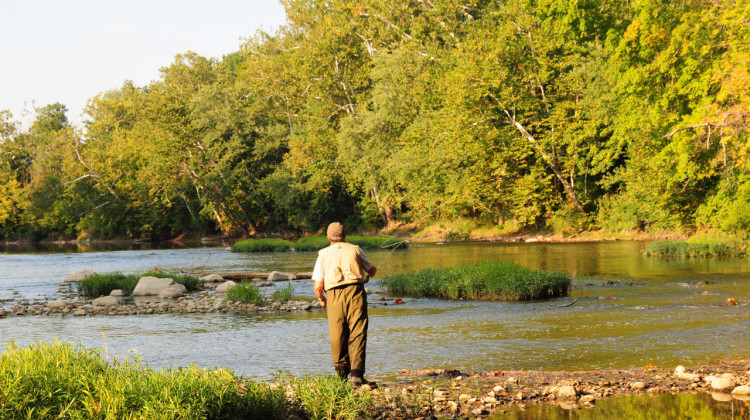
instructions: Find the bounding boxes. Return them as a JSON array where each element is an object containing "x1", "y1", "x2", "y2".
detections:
[
  {"x1": 645, "y1": 240, "x2": 746, "y2": 257},
  {"x1": 381, "y1": 260, "x2": 570, "y2": 301},
  {"x1": 293, "y1": 235, "x2": 331, "y2": 251},
  {"x1": 231, "y1": 238, "x2": 293, "y2": 253},
  {"x1": 294, "y1": 235, "x2": 406, "y2": 252},
  {"x1": 76, "y1": 270, "x2": 203, "y2": 297},
  {"x1": 281, "y1": 374, "x2": 373, "y2": 420},
  {"x1": 271, "y1": 282, "x2": 295, "y2": 303},
  {"x1": 225, "y1": 281, "x2": 267, "y2": 305},
  {"x1": 0, "y1": 340, "x2": 289, "y2": 419}
]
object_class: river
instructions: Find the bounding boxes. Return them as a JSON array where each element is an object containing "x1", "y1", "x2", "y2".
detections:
[{"x1": 1, "y1": 241, "x2": 749, "y2": 385}]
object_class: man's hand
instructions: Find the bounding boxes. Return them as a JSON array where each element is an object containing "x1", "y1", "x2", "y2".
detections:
[{"x1": 367, "y1": 266, "x2": 377, "y2": 278}]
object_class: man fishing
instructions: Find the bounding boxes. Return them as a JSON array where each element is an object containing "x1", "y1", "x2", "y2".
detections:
[{"x1": 312, "y1": 222, "x2": 377, "y2": 388}]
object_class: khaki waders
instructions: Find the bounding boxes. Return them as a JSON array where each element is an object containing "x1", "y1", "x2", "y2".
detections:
[{"x1": 326, "y1": 283, "x2": 368, "y2": 378}]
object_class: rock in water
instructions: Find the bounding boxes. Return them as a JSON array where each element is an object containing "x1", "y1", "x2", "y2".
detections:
[
  {"x1": 268, "y1": 271, "x2": 296, "y2": 281},
  {"x1": 201, "y1": 274, "x2": 224, "y2": 283},
  {"x1": 47, "y1": 300, "x2": 67, "y2": 309},
  {"x1": 64, "y1": 269, "x2": 96, "y2": 282},
  {"x1": 558, "y1": 386, "x2": 578, "y2": 399},
  {"x1": 110, "y1": 289, "x2": 125, "y2": 297},
  {"x1": 158, "y1": 284, "x2": 188, "y2": 298},
  {"x1": 216, "y1": 281, "x2": 237, "y2": 293},
  {"x1": 732, "y1": 386, "x2": 750, "y2": 396},
  {"x1": 92, "y1": 296, "x2": 119, "y2": 307},
  {"x1": 132, "y1": 277, "x2": 176, "y2": 296},
  {"x1": 711, "y1": 376, "x2": 735, "y2": 392}
]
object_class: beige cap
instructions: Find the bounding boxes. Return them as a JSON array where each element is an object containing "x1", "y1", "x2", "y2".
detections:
[{"x1": 326, "y1": 222, "x2": 345, "y2": 241}]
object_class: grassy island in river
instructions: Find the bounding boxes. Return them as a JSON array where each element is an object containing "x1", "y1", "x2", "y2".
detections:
[
  {"x1": 381, "y1": 261, "x2": 571, "y2": 301},
  {"x1": 232, "y1": 235, "x2": 406, "y2": 253}
]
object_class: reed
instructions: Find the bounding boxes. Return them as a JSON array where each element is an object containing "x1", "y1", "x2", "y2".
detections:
[
  {"x1": 225, "y1": 281, "x2": 267, "y2": 305},
  {"x1": 76, "y1": 270, "x2": 203, "y2": 297},
  {"x1": 381, "y1": 261, "x2": 571, "y2": 301},
  {"x1": 231, "y1": 238, "x2": 294, "y2": 253},
  {"x1": 644, "y1": 240, "x2": 746, "y2": 257}
]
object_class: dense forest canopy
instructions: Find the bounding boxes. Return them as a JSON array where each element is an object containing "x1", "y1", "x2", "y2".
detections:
[{"x1": 1, "y1": 0, "x2": 749, "y2": 240}]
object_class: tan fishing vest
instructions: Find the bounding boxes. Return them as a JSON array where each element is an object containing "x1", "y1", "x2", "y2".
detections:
[{"x1": 319, "y1": 242, "x2": 368, "y2": 291}]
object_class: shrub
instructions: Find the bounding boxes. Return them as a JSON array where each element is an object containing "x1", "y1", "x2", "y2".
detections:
[
  {"x1": 381, "y1": 261, "x2": 570, "y2": 301},
  {"x1": 225, "y1": 281, "x2": 266, "y2": 305},
  {"x1": 0, "y1": 340, "x2": 288, "y2": 419},
  {"x1": 231, "y1": 238, "x2": 293, "y2": 253}
]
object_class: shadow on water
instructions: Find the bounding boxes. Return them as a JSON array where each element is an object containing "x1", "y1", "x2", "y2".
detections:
[{"x1": 497, "y1": 393, "x2": 750, "y2": 420}]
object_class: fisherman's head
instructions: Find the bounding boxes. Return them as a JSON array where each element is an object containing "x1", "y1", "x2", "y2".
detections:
[{"x1": 326, "y1": 222, "x2": 345, "y2": 243}]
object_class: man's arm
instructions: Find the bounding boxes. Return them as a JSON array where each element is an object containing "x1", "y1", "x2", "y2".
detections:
[
  {"x1": 312, "y1": 255, "x2": 326, "y2": 306},
  {"x1": 314, "y1": 280, "x2": 327, "y2": 307},
  {"x1": 367, "y1": 266, "x2": 377, "y2": 277}
]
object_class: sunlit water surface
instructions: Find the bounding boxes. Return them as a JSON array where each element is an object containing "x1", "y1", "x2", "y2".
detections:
[{"x1": 1, "y1": 241, "x2": 749, "y2": 385}]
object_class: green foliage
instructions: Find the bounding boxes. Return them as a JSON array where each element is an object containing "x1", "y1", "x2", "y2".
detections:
[
  {"x1": 0, "y1": 340, "x2": 289, "y2": 419},
  {"x1": 2, "y1": 0, "x2": 749, "y2": 240},
  {"x1": 293, "y1": 235, "x2": 331, "y2": 251},
  {"x1": 271, "y1": 282, "x2": 295, "y2": 303},
  {"x1": 281, "y1": 374, "x2": 373, "y2": 420},
  {"x1": 644, "y1": 240, "x2": 746, "y2": 258},
  {"x1": 76, "y1": 271, "x2": 203, "y2": 297},
  {"x1": 381, "y1": 261, "x2": 571, "y2": 301},
  {"x1": 225, "y1": 281, "x2": 266, "y2": 305},
  {"x1": 231, "y1": 238, "x2": 293, "y2": 253}
]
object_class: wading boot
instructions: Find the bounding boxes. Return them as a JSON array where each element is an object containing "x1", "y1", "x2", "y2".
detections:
[
  {"x1": 335, "y1": 363, "x2": 350, "y2": 380},
  {"x1": 350, "y1": 371, "x2": 377, "y2": 389}
]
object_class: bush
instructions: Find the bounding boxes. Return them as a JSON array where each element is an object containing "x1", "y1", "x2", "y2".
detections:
[
  {"x1": 381, "y1": 261, "x2": 571, "y2": 301},
  {"x1": 225, "y1": 281, "x2": 266, "y2": 305},
  {"x1": 76, "y1": 270, "x2": 203, "y2": 297},
  {"x1": 0, "y1": 340, "x2": 288, "y2": 419},
  {"x1": 231, "y1": 238, "x2": 293, "y2": 253},
  {"x1": 644, "y1": 240, "x2": 746, "y2": 257}
]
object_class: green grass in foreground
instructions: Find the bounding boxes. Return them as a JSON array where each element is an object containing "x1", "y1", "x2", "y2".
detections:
[
  {"x1": 381, "y1": 260, "x2": 571, "y2": 301},
  {"x1": 0, "y1": 340, "x2": 373, "y2": 420},
  {"x1": 231, "y1": 238, "x2": 293, "y2": 253},
  {"x1": 76, "y1": 270, "x2": 203, "y2": 297},
  {"x1": 294, "y1": 235, "x2": 407, "y2": 252},
  {"x1": 644, "y1": 240, "x2": 746, "y2": 257}
]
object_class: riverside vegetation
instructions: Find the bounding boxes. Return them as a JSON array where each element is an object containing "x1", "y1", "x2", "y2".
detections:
[
  {"x1": 1, "y1": 0, "x2": 749, "y2": 242},
  {"x1": 381, "y1": 261, "x2": 571, "y2": 301},
  {"x1": 231, "y1": 235, "x2": 406, "y2": 253}
]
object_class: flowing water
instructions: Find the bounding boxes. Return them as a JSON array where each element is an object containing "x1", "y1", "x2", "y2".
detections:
[{"x1": 1, "y1": 241, "x2": 749, "y2": 414}]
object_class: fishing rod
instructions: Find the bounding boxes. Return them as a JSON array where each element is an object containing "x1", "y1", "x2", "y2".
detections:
[{"x1": 375, "y1": 240, "x2": 408, "y2": 269}]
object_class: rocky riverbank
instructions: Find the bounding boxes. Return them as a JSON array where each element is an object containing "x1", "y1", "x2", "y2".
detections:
[{"x1": 365, "y1": 360, "x2": 750, "y2": 418}]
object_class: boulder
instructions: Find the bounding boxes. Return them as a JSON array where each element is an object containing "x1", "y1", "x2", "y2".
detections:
[
  {"x1": 201, "y1": 274, "x2": 224, "y2": 283},
  {"x1": 64, "y1": 269, "x2": 96, "y2": 282},
  {"x1": 732, "y1": 386, "x2": 750, "y2": 396},
  {"x1": 132, "y1": 277, "x2": 176, "y2": 296},
  {"x1": 268, "y1": 271, "x2": 295, "y2": 281},
  {"x1": 558, "y1": 386, "x2": 578, "y2": 399},
  {"x1": 711, "y1": 376, "x2": 735, "y2": 392},
  {"x1": 216, "y1": 281, "x2": 237, "y2": 293},
  {"x1": 92, "y1": 296, "x2": 119, "y2": 307},
  {"x1": 47, "y1": 300, "x2": 67, "y2": 309},
  {"x1": 158, "y1": 283, "x2": 188, "y2": 299},
  {"x1": 110, "y1": 289, "x2": 125, "y2": 297}
]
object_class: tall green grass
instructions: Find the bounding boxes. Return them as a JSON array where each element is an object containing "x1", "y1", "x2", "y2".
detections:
[
  {"x1": 271, "y1": 282, "x2": 295, "y2": 303},
  {"x1": 0, "y1": 341, "x2": 379, "y2": 420},
  {"x1": 0, "y1": 340, "x2": 288, "y2": 419},
  {"x1": 231, "y1": 238, "x2": 293, "y2": 253},
  {"x1": 294, "y1": 235, "x2": 406, "y2": 252},
  {"x1": 645, "y1": 240, "x2": 746, "y2": 257},
  {"x1": 225, "y1": 281, "x2": 267, "y2": 305},
  {"x1": 76, "y1": 271, "x2": 203, "y2": 297},
  {"x1": 381, "y1": 261, "x2": 571, "y2": 301}
]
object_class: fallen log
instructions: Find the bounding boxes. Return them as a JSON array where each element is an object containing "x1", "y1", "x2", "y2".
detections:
[{"x1": 218, "y1": 272, "x2": 313, "y2": 281}]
